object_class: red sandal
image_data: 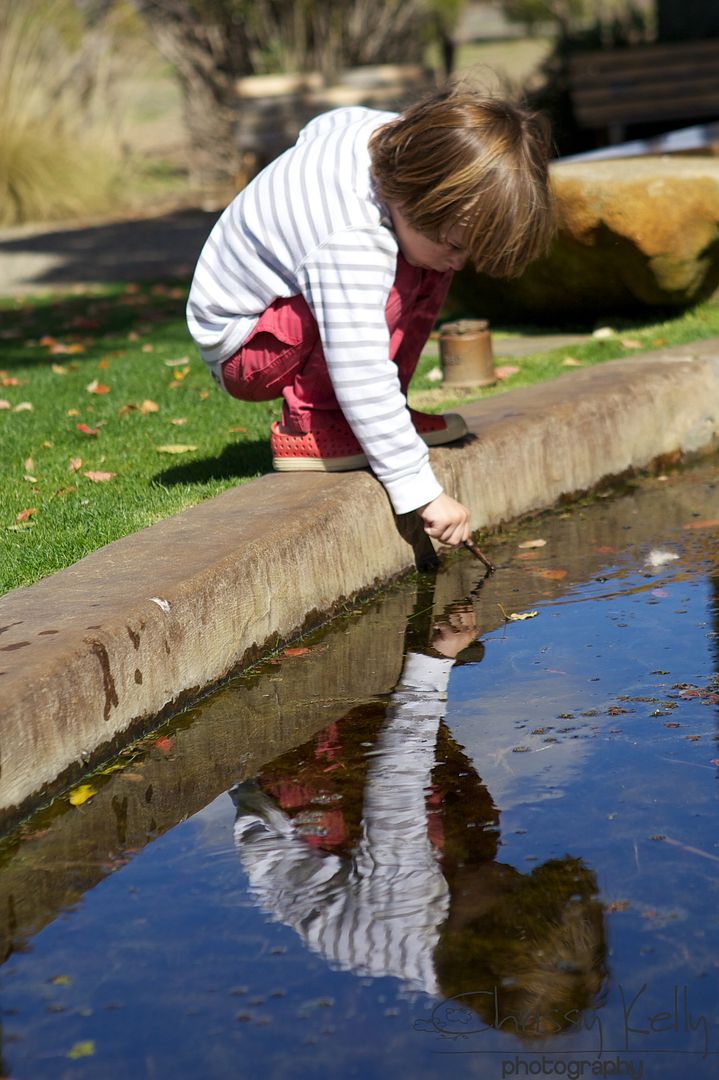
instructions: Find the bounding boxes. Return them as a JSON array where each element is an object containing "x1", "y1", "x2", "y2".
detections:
[{"x1": 271, "y1": 410, "x2": 467, "y2": 472}]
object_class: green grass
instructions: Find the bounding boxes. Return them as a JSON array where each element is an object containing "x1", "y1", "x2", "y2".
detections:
[{"x1": 2, "y1": 284, "x2": 719, "y2": 595}]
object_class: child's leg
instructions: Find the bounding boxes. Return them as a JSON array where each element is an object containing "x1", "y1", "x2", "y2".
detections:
[{"x1": 220, "y1": 293, "x2": 317, "y2": 404}]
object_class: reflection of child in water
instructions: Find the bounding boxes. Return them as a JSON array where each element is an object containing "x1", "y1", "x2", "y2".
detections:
[{"x1": 230, "y1": 602, "x2": 606, "y2": 1027}]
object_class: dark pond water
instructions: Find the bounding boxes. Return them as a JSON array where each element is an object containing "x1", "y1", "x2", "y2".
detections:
[{"x1": 2, "y1": 461, "x2": 719, "y2": 1079}]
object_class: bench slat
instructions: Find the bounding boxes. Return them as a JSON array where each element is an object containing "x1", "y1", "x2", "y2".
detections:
[{"x1": 568, "y1": 40, "x2": 719, "y2": 133}]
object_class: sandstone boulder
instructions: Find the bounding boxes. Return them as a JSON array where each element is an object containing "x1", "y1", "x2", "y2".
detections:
[{"x1": 450, "y1": 156, "x2": 719, "y2": 323}]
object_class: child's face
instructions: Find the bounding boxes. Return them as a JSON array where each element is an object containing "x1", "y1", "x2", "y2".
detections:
[{"x1": 389, "y1": 204, "x2": 468, "y2": 273}]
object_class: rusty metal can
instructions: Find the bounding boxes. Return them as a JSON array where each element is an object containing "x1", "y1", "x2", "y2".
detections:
[{"x1": 439, "y1": 319, "x2": 495, "y2": 388}]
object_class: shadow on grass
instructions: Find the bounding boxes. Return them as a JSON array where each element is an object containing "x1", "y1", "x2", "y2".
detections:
[
  {"x1": 153, "y1": 439, "x2": 272, "y2": 487},
  {"x1": 0, "y1": 282, "x2": 192, "y2": 370}
]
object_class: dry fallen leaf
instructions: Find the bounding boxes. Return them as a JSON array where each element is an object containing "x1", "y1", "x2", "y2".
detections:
[
  {"x1": 228, "y1": 425, "x2": 247, "y2": 433},
  {"x1": 498, "y1": 602, "x2": 539, "y2": 622},
  {"x1": 495, "y1": 364, "x2": 520, "y2": 380},
  {"x1": 562, "y1": 356, "x2": 583, "y2": 367},
  {"x1": 169, "y1": 417, "x2": 188, "y2": 426},
  {"x1": 165, "y1": 356, "x2": 190, "y2": 367},
  {"x1": 67, "y1": 408, "x2": 80, "y2": 416},
  {"x1": 83, "y1": 470, "x2": 116, "y2": 482},
  {"x1": 172, "y1": 366, "x2": 191, "y2": 381},
  {"x1": 1, "y1": 376, "x2": 21, "y2": 386},
  {"x1": 13, "y1": 402, "x2": 33, "y2": 412},
  {"x1": 532, "y1": 568, "x2": 568, "y2": 581},
  {"x1": 683, "y1": 518, "x2": 719, "y2": 530},
  {"x1": 67, "y1": 1041, "x2": 95, "y2": 1060},
  {"x1": 620, "y1": 337, "x2": 642, "y2": 349},
  {"x1": 68, "y1": 784, "x2": 96, "y2": 807},
  {"x1": 283, "y1": 647, "x2": 311, "y2": 657},
  {"x1": 76, "y1": 423, "x2": 100, "y2": 436},
  {"x1": 0, "y1": 400, "x2": 10, "y2": 410},
  {"x1": 16, "y1": 507, "x2": 37, "y2": 523},
  {"x1": 141, "y1": 343, "x2": 154, "y2": 353},
  {"x1": 51, "y1": 363, "x2": 68, "y2": 375},
  {"x1": 24, "y1": 457, "x2": 34, "y2": 472},
  {"x1": 156, "y1": 444, "x2": 198, "y2": 454},
  {"x1": 86, "y1": 379, "x2": 110, "y2": 394},
  {"x1": 139, "y1": 399, "x2": 159, "y2": 414},
  {"x1": 518, "y1": 539, "x2": 546, "y2": 549}
]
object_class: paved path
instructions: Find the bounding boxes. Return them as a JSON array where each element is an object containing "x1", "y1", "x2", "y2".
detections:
[{"x1": 0, "y1": 207, "x2": 221, "y2": 296}]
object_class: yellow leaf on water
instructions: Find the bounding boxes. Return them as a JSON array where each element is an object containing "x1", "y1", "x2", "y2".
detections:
[
  {"x1": 498, "y1": 602, "x2": 539, "y2": 622},
  {"x1": 518, "y1": 539, "x2": 546, "y2": 549},
  {"x1": 156, "y1": 444, "x2": 198, "y2": 454},
  {"x1": 51, "y1": 975, "x2": 72, "y2": 986},
  {"x1": 67, "y1": 1041, "x2": 95, "y2": 1060},
  {"x1": 68, "y1": 784, "x2": 96, "y2": 806}
]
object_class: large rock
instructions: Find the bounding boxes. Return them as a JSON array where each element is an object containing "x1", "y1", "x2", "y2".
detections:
[{"x1": 450, "y1": 156, "x2": 719, "y2": 322}]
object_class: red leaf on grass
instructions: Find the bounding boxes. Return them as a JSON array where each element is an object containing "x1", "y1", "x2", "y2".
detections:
[
  {"x1": 76, "y1": 423, "x2": 100, "y2": 436},
  {"x1": 86, "y1": 380, "x2": 110, "y2": 394},
  {"x1": 16, "y1": 508, "x2": 37, "y2": 523}
]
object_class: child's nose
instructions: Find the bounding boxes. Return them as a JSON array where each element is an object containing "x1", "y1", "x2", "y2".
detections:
[{"x1": 448, "y1": 252, "x2": 467, "y2": 271}]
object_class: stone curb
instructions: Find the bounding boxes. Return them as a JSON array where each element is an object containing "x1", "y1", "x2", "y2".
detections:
[{"x1": 2, "y1": 340, "x2": 719, "y2": 828}]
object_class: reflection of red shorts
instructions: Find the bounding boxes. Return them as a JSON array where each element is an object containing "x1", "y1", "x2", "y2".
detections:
[{"x1": 220, "y1": 255, "x2": 452, "y2": 433}]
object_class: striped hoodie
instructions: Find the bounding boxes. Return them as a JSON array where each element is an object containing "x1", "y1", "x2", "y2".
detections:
[{"x1": 186, "y1": 107, "x2": 443, "y2": 515}]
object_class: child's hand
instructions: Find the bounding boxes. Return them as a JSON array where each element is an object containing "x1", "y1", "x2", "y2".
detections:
[{"x1": 417, "y1": 493, "x2": 470, "y2": 547}]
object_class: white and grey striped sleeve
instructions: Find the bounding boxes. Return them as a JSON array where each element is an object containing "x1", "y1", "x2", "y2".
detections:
[{"x1": 297, "y1": 227, "x2": 443, "y2": 516}]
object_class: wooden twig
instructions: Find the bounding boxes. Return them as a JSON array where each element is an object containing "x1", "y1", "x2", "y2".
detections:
[{"x1": 463, "y1": 539, "x2": 495, "y2": 574}]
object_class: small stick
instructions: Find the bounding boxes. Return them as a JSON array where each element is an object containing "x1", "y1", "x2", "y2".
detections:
[{"x1": 463, "y1": 538, "x2": 495, "y2": 574}]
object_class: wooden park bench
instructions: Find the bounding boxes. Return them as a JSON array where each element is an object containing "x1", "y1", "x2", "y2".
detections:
[{"x1": 568, "y1": 38, "x2": 719, "y2": 144}]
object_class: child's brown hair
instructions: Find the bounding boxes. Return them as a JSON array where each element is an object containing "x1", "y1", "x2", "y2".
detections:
[{"x1": 370, "y1": 84, "x2": 555, "y2": 278}]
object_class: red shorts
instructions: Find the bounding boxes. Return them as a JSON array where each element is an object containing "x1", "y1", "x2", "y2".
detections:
[{"x1": 220, "y1": 255, "x2": 451, "y2": 433}]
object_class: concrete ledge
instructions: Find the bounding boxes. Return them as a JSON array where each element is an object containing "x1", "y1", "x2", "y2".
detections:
[{"x1": 2, "y1": 340, "x2": 719, "y2": 827}]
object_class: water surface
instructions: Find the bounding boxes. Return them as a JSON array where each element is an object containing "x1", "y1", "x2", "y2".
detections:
[{"x1": 1, "y1": 462, "x2": 719, "y2": 1079}]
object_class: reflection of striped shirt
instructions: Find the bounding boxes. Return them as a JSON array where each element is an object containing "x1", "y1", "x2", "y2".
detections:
[
  {"x1": 233, "y1": 653, "x2": 453, "y2": 995},
  {"x1": 186, "y1": 107, "x2": 443, "y2": 514}
]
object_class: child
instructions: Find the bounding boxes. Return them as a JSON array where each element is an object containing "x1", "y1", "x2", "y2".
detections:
[{"x1": 187, "y1": 85, "x2": 554, "y2": 547}]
